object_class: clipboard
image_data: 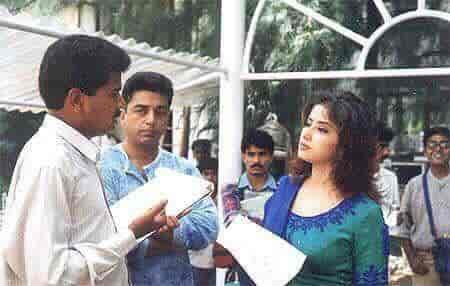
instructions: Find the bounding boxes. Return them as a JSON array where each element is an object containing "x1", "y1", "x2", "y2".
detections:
[
  {"x1": 146, "y1": 188, "x2": 213, "y2": 240},
  {"x1": 111, "y1": 167, "x2": 213, "y2": 242}
]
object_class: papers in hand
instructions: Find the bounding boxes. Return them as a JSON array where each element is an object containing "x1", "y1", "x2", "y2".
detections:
[
  {"x1": 240, "y1": 192, "x2": 273, "y2": 220},
  {"x1": 110, "y1": 168, "x2": 212, "y2": 233},
  {"x1": 218, "y1": 215, "x2": 307, "y2": 286}
]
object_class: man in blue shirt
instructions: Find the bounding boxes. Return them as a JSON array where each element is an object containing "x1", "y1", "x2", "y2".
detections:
[
  {"x1": 222, "y1": 128, "x2": 277, "y2": 224},
  {"x1": 99, "y1": 72, "x2": 218, "y2": 286},
  {"x1": 217, "y1": 129, "x2": 276, "y2": 284}
]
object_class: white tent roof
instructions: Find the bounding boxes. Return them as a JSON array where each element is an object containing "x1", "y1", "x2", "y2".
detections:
[{"x1": 0, "y1": 6, "x2": 224, "y2": 113}]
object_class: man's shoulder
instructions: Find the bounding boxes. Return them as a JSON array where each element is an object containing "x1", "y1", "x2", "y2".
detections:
[
  {"x1": 407, "y1": 173, "x2": 423, "y2": 186},
  {"x1": 24, "y1": 131, "x2": 81, "y2": 168},
  {"x1": 403, "y1": 173, "x2": 423, "y2": 195},
  {"x1": 380, "y1": 167, "x2": 397, "y2": 178},
  {"x1": 99, "y1": 145, "x2": 125, "y2": 167}
]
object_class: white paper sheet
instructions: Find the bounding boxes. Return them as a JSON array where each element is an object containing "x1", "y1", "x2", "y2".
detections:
[
  {"x1": 110, "y1": 168, "x2": 212, "y2": 234},
  {"x1": 218, "y1": 215, "x2": 307, "y2": 286},
  {"x1": 240, "y1": 192, "x2": 273, "y2": 220}
]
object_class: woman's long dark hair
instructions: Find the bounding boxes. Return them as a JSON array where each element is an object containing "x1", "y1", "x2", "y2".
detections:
[{"x1": 290, "y1": 90, "x2": 379, "y2": 202}]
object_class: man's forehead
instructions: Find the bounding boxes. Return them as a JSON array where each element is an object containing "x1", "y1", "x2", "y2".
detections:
[
  {"x1": 244, "y1": 145, "x2": 271, "y2": 153},
  {"x1": 428, "y1": 134, "x2": 449, "y2": 141},
  {"x1": 128, "y1": 90, "x2": 169, "y2": 106}
]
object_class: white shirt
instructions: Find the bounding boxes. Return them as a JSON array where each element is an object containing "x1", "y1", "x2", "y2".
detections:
[
  {"x1": 399, "y1": 171, "x2": 450, "y2": 249},
  {"x1": 0, "y1": 115, "x2": 137, "y2": 286},
  {"x1": 374, "y1": 167, "x2": 400, "y2": 228}
]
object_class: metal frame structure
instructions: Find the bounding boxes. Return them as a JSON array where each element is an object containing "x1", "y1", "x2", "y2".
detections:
[
  {"x1": 0, "y1": 9, "x2": 227, "y2": 111},
  {"x1": 242, "y1": 0, "x2": 450, "y2": 80},
  {"x1": 0, "y1": 17, "x2": 227, "y2": 74}
]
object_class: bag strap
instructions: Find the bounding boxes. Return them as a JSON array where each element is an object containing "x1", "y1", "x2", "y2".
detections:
[{"x1": 422, "y1": 169, "x2": 438, "y2": 239}]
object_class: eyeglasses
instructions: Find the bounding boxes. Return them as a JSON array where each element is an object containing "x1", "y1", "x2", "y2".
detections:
[{"x1": 426, "y1": 141, "x2": 450, "y2": 149}]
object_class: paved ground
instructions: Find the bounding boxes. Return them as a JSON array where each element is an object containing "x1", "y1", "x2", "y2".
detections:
[{"x1": 390, "y1": 255, "x2": 413, "y2": 286}]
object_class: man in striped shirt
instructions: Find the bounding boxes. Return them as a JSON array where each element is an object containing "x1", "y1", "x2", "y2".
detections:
[{"x1": 0, "y1": 35, "x2": 175, "y2": 286}]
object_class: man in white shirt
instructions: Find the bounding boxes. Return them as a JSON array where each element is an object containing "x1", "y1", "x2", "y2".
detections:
[
  {"x1": 399, "y1": 127, "x2": 450, "y2": 285},
  {"x1": 374, "y1": 122, "x2": 400, "y2": 229},
  {"x1": 0, "y1": 35, "x2": 175, "y2": 286},
  {"x1": 373, "y1": 122, "x2": 402, "y2": 278}
]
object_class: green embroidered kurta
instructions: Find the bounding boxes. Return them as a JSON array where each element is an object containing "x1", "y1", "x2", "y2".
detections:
[{"x1": 285, "y1": 194, "x2": 389, "y2": 286}]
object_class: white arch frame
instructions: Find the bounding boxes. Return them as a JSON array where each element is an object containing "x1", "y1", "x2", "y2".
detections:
[{"x1": 242, "y1": 0, "x2": 450, "y2": 80}]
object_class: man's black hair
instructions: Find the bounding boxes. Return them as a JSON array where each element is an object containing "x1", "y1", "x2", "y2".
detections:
[
  {"x1": 375, "y1": 121, "x2": 394, "y2": 143},
  {"x1": 39, "y1": 34, "x2": 131, "y2": 109},
  {"x1": 192, "y1": 139, "x2": 212, "y2": 152},
  {"x1": 423, "y1": 126, "x2": 450, "y2": 146},
  {"x1": 197, "y1": 157, "x2": 218, "y2": 173},
  {"x1": 121, "y1": 72, "x2": 173, "y2": 107},
  {"x1": 241, "y1": 128, "x2": 274, "y2": 154}
]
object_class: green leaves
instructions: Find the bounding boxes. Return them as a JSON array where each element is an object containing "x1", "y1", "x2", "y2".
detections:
[{"x1": 0, "y1": 110, "x2": 44, "y2": 194}]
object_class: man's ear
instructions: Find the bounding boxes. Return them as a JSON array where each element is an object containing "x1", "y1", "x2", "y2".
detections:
[
  {"x1": 66, "y1": 88, "x2": 84, "y2": 112},
  {"x1": 119, "y1": 106, "x2": 127, "y2": 127}
]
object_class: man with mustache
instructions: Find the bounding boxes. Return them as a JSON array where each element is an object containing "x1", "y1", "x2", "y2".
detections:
[
  {"x1": 217, "y1": 128, "x2": 275, "y2": 284},
  {"x1": 222, "y1": 128, "x2": 276, "y2": 224},
  {"x1": 98, "y1": 72, "x2": 218, "y2": 286},
  {"x1": 373, "y1": 122, "x2": 400, "y2": 231},
  {"x1": 399, "y1": 126, "x2": 450, "y2": 285}
]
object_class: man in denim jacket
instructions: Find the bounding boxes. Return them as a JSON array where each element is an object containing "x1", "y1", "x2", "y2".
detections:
[{"x1": 99, "y1": 72, "x2": 218, "y2": 286}]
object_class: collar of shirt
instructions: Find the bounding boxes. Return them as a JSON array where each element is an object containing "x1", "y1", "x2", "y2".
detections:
[
  {"x1": 237, "y1": 172, "x2": 277, "y2": 192},
  {"x1": 117, "y1": 144, "x2": 164, "y2": 181},
  {"x1": 428, "y1": 170, "x2": 450, "y2": 191},
  {"x1": 42, "y1": 114, "x2": 99, "y2": 162}
]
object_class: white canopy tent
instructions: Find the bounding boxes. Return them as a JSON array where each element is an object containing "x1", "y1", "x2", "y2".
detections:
[{"x1": 0, "y1": 5, "x2": 225, "y2": 113}]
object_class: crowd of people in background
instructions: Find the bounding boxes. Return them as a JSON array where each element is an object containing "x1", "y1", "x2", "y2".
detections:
[{"x1": 1, "y1": 34, "x2": 450, "y2": 286}]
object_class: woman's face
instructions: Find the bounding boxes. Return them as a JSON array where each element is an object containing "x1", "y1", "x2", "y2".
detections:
[{"x1": 298, "y1": 104, "x2": 339, "y2": 165}]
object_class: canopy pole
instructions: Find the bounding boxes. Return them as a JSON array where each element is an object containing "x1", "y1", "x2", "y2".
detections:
[
  {"x1": 217, "y1": 0, "x2": 245, "y2": 284},
  {"x1": 218, "y1": 0, "x2": 245, "y2": 200}
]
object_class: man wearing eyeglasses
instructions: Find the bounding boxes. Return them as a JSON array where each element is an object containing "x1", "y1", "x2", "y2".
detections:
[
  {"x1": 98, "y1": 72, "x2": 218, "y2": 286},
  {"x1": 399, "y1": 126, "x2": 450, "y2": 285}
]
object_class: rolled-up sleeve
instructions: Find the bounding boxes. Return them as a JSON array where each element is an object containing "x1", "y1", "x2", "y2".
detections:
[{"x1": 173, "y1": 196, "x2": 218, "y2": 250}]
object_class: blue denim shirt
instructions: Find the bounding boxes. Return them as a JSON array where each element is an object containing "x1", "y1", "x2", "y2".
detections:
[
  {"x1": 99, "y1": 145, "x2": 218, "y2": 286},
  {"x1": 237, "y1": 172, "x2": 277, "y2": 200}
]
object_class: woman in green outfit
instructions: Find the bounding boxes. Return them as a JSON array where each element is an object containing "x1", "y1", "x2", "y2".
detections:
[{"x1": 263, "y1": 91, "x2": 389, "y2": 285}]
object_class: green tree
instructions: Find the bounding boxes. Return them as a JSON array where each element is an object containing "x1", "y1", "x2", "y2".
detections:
[{"x1": 0, "y1": 111, "x2": 44, "y2": 194}]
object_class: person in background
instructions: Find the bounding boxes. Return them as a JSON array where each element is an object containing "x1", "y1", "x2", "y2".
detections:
[
  {"x1": 190, "y1": 157, "x2": 219, "y2": 286},
  {"x1": 262, "y1": 91, "x2": 388, "y2": 286},
  {"x1": 198, "y1": 157, "x2": 218, "y2": 202},
  {"x1": 374, "y1": 122, "x2": 400, "y2": 231},
  {"x1": 99, "y1": 72, "x2": 218, "y2": 286},
  {"x1": 0, "y1": 35, "x2": 175, "y2": 286},
  {"x1": 192, "y1": 139, "x2": 212, "y2": 165},
  {"x1": 222, "y1": 128, "x2": 276, "y2": 224},
  {"x1": 399, "y1": 126, "x2": 450, "y2": 286},
  {"x1": 217, "y1": 129, "x2": 276, "y2": 285}
]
